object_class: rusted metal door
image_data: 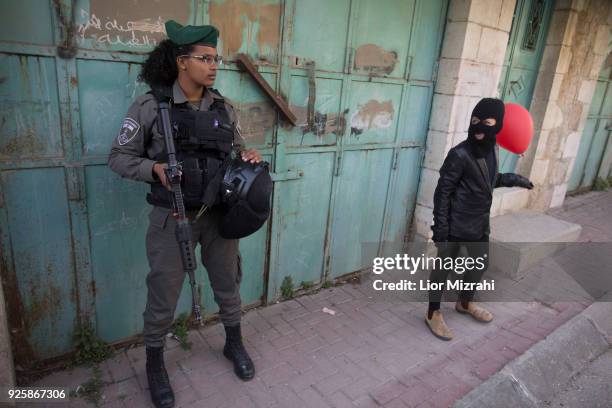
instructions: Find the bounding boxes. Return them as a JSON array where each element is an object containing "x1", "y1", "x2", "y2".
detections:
[{"x1": 0, "y1": 0, "x2": 446, "y2": 364}]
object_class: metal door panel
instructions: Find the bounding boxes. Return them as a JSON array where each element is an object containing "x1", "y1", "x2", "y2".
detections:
[
  {"x1": 210, "y1": 0, "x2": 282, "y2": 64},
  {"x1": 398, "y1": 84, "x2": 433, "y2": 144},
  {"x1": 409, "y1": 0, "x2": 446, "y2": 82},
  {"x1": 268, "y1": 152, "x2": 335, "y2": 297},
  {"x1": 288, "y1": 0, "x2": 351, "y2": 72},
  {"x1": 0, "y1": 54, "x2": 63, "y2": 159},
  {"x1": 330, "y1": 149, "x2": 393, "y2": 278},
  {"x1": 581, "y1": 120, "x2": 609, "y2": 189},
  {"x1": 214, "y1": 70, "x2": 277, "y2": 147},
  {"x1": 0, "y1": 0, "x2": 54, "y2": 45},
  {"x1": 1, "y1": 168, "x2": 76, "y2": 361},
  {"x1": 85, "y1": 166, "x2": 151, "y2": 341},
  {"x1": 77, "y1": 59, "x2": 147, "y2": 157},
  {"x1": 286, "y1": 75, "x2": 343, "y2": 146},
  {"x1": 350, "y1": 0, "x2": 415, "y2": 78},
  {"x1": 381, "y1": 147, "x2": 421, "y2": 256},
  {"x1": 346, "y1": 81, "x2": 403, "y2": 144}
]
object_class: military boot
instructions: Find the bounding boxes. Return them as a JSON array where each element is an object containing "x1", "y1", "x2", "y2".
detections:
[
  {"x1": 146, "y1": 346, "x2": 175, "y2": 408},
  {"x1": 223, "y1": 324, "x2": 255, "y2": 380}
]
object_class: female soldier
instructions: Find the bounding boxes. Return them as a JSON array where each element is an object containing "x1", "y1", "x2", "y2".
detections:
[{"x1": 108, "y1": 21, "x2": 261, "y2": 408}]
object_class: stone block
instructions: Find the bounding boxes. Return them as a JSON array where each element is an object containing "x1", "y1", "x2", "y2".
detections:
[
  {"x1": 499, "y1": 187, "x2": 530, "y2": 214},
  {"x1": 550, "y1": 183, "x2": 568, "y2": 208},
  {"x1": 489, "y1": 211, "x2": 581, "y2": 278},
  {"x1": 429, "y1": 93, "x2": 457, "y2": 132},
  {"x1": 542, "y1": 102, "x2": 563, "y2": 130},
  {"x1": 593, "y1": 25, "x2": 610, "y2": 55},
  {"x1": 457, "y1": 61, "x2": 500, "y2": 96},
  {"x1": 534, "y1": 130, "x2": 550, "y2": 159},
  {"x1": 453, "y1": 95, "x2": 478, "y2": 132},
  {"x1": 435, "y1": 58, "x2": 461, "y2": 94},
  {"x1": 423, "y1": 130, "x2": 453, "y2": 170},
  {"x1": 441, "y1": 21, "x2": 469, "y2": 60},
  {"x1": 562, "y1": 131, "x2": 581, "y2": 158},
  {"x1": 447, "y1": 0, "x2": 471, "y2": 22},
  {"x1": 470, "y1": 0, "x2": 504, "y2": 27},
  {"x1": 546, "y1": 10, "x2": 576, "y2": 46},
  {"x1": 498, "y1": 0, "x2": 517, "y2": 32},
  {"x1": 530, "y1": 159, "x2": 550, "y2": 184},
  {"x1": 490, "y1": 189, "x2": 503, "y2": 217},
  {"x1": 557, "y1": 45, "x2": 573, "y2": 74},
  {"x1": 463, "y1": 22, "x2": 483, "y2": 61},
  {"x1": 540, "y1": 45, "x2": 561, "y2": 73},
  {"x1": 416, "y1": 167, "x2": 440, "y2": 208},
  {"x1": 577, "y1": 79, "x2": 597, "y2": 103},
  {"x1": 477, "y1": 28, "x2": 509, "y2": 65},
  {"x1": 412, "y1": 204, "x2": 434, "y2": 239}
]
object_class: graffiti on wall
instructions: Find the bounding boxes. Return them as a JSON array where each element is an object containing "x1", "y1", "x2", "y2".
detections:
[{"x1": 76, "y1": 0, "x2": 190, "y2": 49}]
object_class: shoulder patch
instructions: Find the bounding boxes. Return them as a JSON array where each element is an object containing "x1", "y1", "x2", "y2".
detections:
[{"x1": 117, "y1": 117, "x2": 141, "y2": 145}]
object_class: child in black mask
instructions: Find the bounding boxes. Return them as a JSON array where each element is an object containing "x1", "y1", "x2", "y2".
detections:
[{"x1": 426, "y1": 98, "x2": 534, "y2": 341}]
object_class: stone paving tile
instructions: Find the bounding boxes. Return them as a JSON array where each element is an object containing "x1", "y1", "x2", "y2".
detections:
[{"x1": 25, "y1": 191, "x2": 610, "y2": 407}]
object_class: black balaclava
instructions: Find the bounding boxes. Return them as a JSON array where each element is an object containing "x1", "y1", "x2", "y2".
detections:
[{"x1": 467, "y1": 98, "x2": 505, "y2": 158}]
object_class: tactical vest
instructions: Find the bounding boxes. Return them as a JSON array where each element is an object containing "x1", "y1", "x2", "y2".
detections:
[{"x1": 146, "y1": 88, "x2": 235, "y2": 210}]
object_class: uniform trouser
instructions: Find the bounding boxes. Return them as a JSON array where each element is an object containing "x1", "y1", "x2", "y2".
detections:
[
  {"x1": 143, "y1": 206, "x2": 242, "y2": 348},
  {"x1": 428, "y1": 234, "x2": 489, "y2": 311}
]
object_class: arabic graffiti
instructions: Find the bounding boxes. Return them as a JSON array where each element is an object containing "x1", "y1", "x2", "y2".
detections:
[{"x1": 76, "y1": 9, "x2": 166, "y2": 48}]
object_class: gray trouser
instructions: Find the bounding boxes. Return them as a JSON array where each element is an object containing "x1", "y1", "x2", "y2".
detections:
[{"x1": 143, "y1": 206, "x2": 242, "y2": 348}]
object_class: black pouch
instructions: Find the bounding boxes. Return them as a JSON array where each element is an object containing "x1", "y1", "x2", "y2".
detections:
[{"x1": 181, "y1": 157, "x2": 203, "y2": 208}]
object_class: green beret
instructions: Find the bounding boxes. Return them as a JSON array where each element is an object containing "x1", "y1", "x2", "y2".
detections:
[{"x1": 165, "y1": 20, "x2": 219, "y2": 47}]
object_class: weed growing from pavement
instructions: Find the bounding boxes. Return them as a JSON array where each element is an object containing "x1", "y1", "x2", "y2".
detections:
[
  {"x1": 72, "y1": 322, "x2": 113, "y2": 366},
  {"x1": 300, "y1": 280, "x2": 314, "y2": 290},
  {"x1": 281, "y1": 276, "x2": 294, "y2": 299},
  {"x1": 70, "y1": 365, "x2": 103, "y2": 406},
  {"x1": 171, "y1": 313, "x2": 193, "y2": 350}
]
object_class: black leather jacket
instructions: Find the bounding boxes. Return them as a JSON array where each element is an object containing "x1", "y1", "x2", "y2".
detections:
[{"x1": 431, "y1": 141, "x2": 531, "y2": 241}]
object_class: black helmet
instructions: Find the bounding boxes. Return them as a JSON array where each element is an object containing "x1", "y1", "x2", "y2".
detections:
[{"x1": 218, "y1": 158, "x2": 273, "y2": 239}]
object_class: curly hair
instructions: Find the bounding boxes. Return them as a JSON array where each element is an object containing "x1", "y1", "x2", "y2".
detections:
[{"x1": 139, "y1": 39, "x2": 195, "y2": 87}]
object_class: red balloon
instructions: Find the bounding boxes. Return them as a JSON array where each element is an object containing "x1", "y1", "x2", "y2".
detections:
[{"x1": 497, "y1": 103, "x2": 534, "y2": 154}]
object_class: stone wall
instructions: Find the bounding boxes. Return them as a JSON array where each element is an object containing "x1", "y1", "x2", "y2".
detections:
[
  {"x1": 413, "y1": 0, "x2": 612, "y2": 240},
  {"x1": 517, "y1": 0, "x2": 611, "y2": 209},
  {"x1": 413, "y1": 0, "x2": 517, "y2": 240}
]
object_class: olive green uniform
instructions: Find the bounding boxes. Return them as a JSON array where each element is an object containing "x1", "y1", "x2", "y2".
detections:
[{"x1": 108, "y1": 80, "x2": 246, "y2": 348}]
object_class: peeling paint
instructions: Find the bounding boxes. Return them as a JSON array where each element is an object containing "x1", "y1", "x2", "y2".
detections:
[
  {"x1": 237, "y1": 101, "x2": 277, "y2": 145},
  {"x1": 0, "y1": 122, "x2": 44, "y2": 158},
  {"x1": 350, "y1": 100, "x2": 395, "y2": 135},
  {"x1": 354, "y1": 44, "x2": 398, "y2": 75},
  {"x1": 210, "y1": 0, "x2": 280, "y2": 60},
  {"x1": 291, "y1": 105, "x2": 346, "y2": 137}
]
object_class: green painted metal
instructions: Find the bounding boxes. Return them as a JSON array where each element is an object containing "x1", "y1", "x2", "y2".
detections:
[
  {"x1": 0, "y1": 0, "x2": 446, "y2": 363},
  {"x1": 269, "y1": 0, "x2": 446, "y2": 296},
  {"x1": 568, "y1": 64, "x2": 612, "y2": 192},
  {"x1": 498, "y1": 0, "x2": 554, "y2": 173}
]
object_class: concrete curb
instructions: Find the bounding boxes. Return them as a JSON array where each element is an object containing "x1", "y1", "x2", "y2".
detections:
[{"x1": 453, "y1": 301, "x2": 612, "y2": 408}]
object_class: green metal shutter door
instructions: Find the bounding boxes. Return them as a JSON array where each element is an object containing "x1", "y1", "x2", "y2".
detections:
[{"x1": 0, "y1": 0, "x2": 446, "y2": 364}]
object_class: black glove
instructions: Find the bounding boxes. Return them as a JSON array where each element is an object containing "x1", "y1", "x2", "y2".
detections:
[
  {"x1": 515, "y1": 174, "x2": 534, "y2": 189},
  {"x1": 432, "y1": 229, "x2": 448, "y2": 245}
]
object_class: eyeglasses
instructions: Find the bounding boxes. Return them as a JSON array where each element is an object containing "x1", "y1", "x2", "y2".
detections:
[{"x1": 179, "y1": 54, "x2": 223, "y2": 66}]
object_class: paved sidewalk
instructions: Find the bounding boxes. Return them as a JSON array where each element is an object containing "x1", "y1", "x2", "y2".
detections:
[
  {"x1": 26, "y1": 190, "x2": 612, "y2": 408},
  {"x1": 548, "y1": 347, "x2": 612, "y2": 407}
]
